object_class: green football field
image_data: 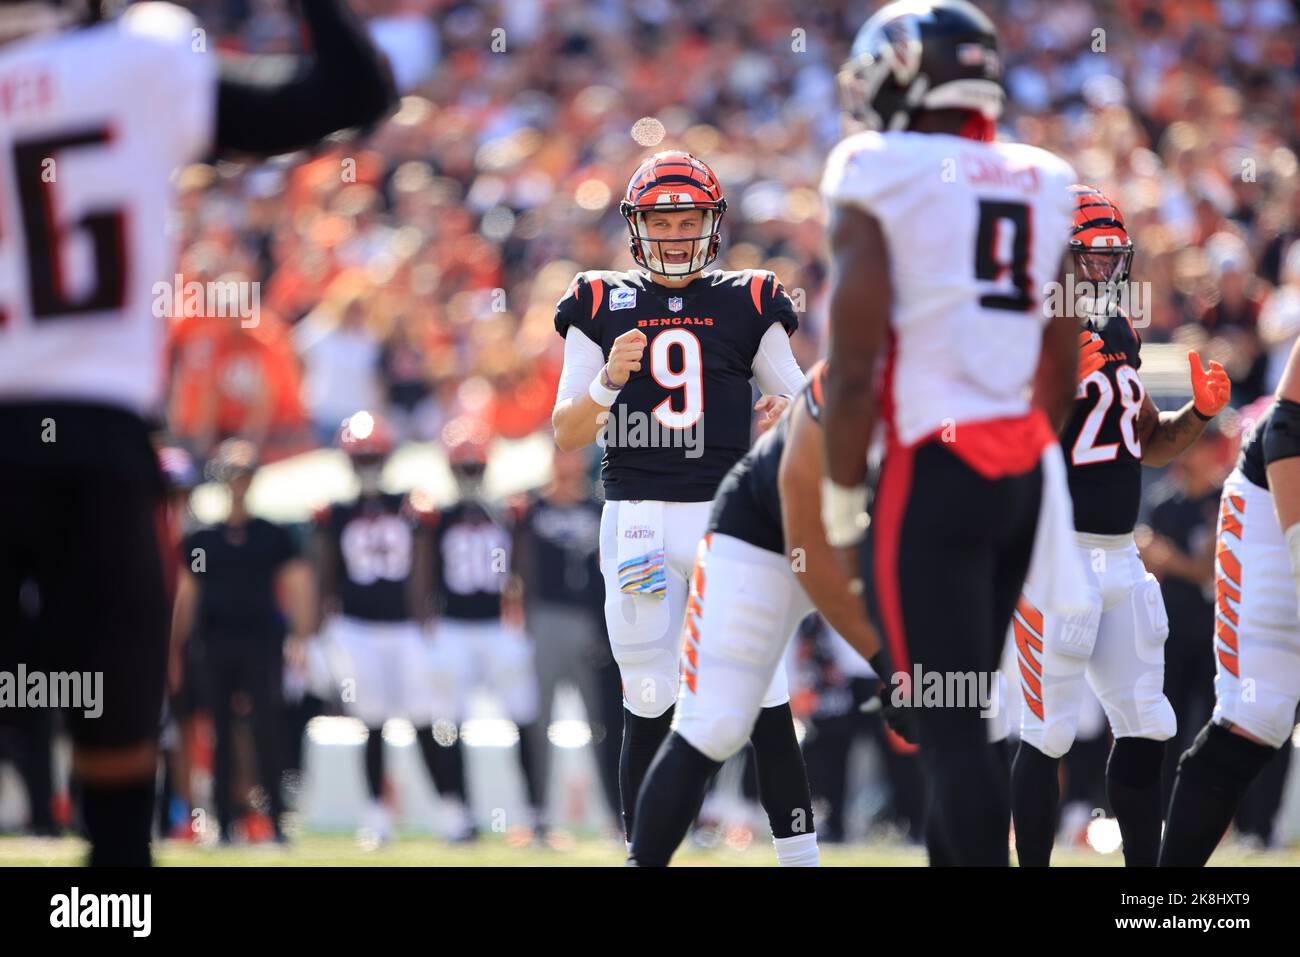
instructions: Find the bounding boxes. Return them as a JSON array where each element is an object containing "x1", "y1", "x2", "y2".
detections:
[{"x1": 1, "y1": 833, "x2": 1297, "y2": 867}]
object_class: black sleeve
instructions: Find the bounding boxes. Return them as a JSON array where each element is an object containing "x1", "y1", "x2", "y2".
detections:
[
  {"x1": 760, "y1": 272, "x2": 799, "y2": 337},
  {"x1": 1263, "y1": 398, "x2": 1300, "y2": 467},
  {"x1": 554, "y1": 274, "x2": 592, "y2": 339},
  {"x1": 215, "y1": 0, "x2": 398, "y2": 157}
]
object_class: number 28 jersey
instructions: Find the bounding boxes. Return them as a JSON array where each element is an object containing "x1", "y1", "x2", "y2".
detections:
[
  {"x1": 554, "y1": 268, "x2": 798, "y2": 502},
  {"x1": 820, "y1": 130, "x2": 1076, "y2": 446},
  {"x1": 1061, "y1": 313, "x2": 1145, "y2": 535}
]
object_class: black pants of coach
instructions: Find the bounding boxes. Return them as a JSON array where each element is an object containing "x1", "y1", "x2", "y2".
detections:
[
  {"x1": 197, "y1": 638, "x2": 286, "y2": 837},
  {"x1": 862, "y1": 439, "x2": 1041, "y2": 866}
]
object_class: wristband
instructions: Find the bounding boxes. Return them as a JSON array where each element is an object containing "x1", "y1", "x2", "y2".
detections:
[
  {"x1": 589, "y1": 368, "x2": 621, "y2": 407},
  {"x1": 820, "y1": 478, "x2": 870, "y2": 548},
  {"x1": 1193, "y1": 405, "x2": 1213, "y2": 422}
]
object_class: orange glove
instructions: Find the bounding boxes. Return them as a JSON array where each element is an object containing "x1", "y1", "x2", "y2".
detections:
[
  {"x1": 1078, "y1": 330, "x2": 1105, "y2": 384},
  {"x1": 1189, "y1": 351, "x2": 1230, "y2": 418}
]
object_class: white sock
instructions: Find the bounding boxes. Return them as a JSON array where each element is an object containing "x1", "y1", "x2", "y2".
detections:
[{"x1": 773, "y1": 831, "x2": 820, "y2": 867}]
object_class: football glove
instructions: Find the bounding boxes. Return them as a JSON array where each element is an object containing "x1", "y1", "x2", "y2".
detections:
[{"x1": 1189, "y1": 350, "x2": 1230, "y2": 419}]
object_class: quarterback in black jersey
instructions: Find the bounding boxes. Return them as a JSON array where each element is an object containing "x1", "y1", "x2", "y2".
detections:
[
  {"x1": 425, "y1": 421, "x2": 544, "y2": 836},
  {"x1": 314, "y1": 412, "x2": 470, "y2": 845},
  {"x1": 550, "y1": 151, "x2": 806, "y2": 841},
  {"x1": 1011, "y1": 187, "x2": 1232, "y2": 868},
  {"x1": 630, "y1": 362, "x2": 911, "y2": 866},
  {"x1": 1161, "y1": 345, "x2": 1300, "y2": 865}
]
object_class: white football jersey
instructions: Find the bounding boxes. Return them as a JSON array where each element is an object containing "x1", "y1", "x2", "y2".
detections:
[
  {"x1": 821, "y1": 130, "x2": 1077, "y2": 446},
  {"x1": 0, "y1": 3, "x2": 217, "y2": 416}
]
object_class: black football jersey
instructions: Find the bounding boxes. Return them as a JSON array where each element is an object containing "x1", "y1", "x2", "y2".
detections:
[
  {"x1": 554, "y1": 268, "x2": 799, "y2": 502},
  {"x1": 709, "y1": 365, "x2": 825, "y2": 555},
  {"x1": 1061, "y1": 314, "x2": 1145, "y2": 535},
  {"x1": 432, "y1": 501, "x2": 514, "y2": 621},
  {"x1": 319, "y1": 493, "x2": 418, "y2": 623},
  {"x1": 516, "y1": 493, "x2": 602, "y2": 611},
  {"x1": 1238, "y1": 400, "x2": 1273, "y2": 491}
]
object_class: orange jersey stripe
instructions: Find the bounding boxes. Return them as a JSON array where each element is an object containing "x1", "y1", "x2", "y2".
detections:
[
  {"x1": 1216, "y1": 577, "x2": 1240, "y2": 606},
  {"x1": 1017, "y1": 597, "x2": 1044, "y2": 636},
  {"x1": 1022, "y1": 684, "x2": 1044, "y2": 721},
  {"x1": 1216, "y1": 543, "x2": 1242, "y2": 586},
  {"x1": 1013, "y1": 616, "x2": 1043, "y2": 656},
  {"x1": 1018, "y1": 658, "x2": 1042, "y2": 700},
  {"x1": 1217, "y1": 648, "x2": 1239, "y2": 678},
  {"x1": 1216, "y1": 618, "x2": 1238, "y2": 653}
]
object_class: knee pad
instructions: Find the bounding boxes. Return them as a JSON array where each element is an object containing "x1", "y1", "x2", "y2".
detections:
[
  {"x1": 607, "y1": 592, "x2": 678, "y2": 718},
  {"x1": 1036, "y1": 714, "x2": 1080, "y2": 760},
  {"x1": 675, "y1": 709, "x2": 755, "y2": 764},
  {"x1": 1217, "y1": 638, "x2": 1300, "y2": 748}
]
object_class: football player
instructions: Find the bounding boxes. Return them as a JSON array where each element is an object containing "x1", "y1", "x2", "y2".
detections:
[
  {"x1": 550, "y1": 150, "x2": 807, "y2": 845},
  {"x1": 0, "y1": 0, "x2": 394, "y2": 865},
  {"x1": 1010, "y1": 187, "x2": 1231, "y2": 867},
  {"x1": 315, "y1": 411, "x2": 469, "y2": 845},
  {"x1": 425, "y1": 419, "x2": 544, "y2": 840},
  {"x1": 628, "y1": 361, "x2": 914, "y2": 866},
  {"x1": 1160, "y1": 341, "x2": 1300, "y2": 866},
  {"x1": 818, "y1": 0, "x2": 1083, "y2": 866}
]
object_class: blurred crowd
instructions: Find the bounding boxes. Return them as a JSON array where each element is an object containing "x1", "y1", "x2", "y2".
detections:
[
  {"x1": 8, "y1": 0, "x2": 1300, "y2": 851},
  {"x1": 163, "y1": 0, "x2": 1300, "y2": 465}
]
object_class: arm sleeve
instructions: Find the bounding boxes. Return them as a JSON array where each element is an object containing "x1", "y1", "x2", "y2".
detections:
[
  {"x1": 1263, "y1": 398, "x2": 1300, "y2": 467},
  {"x1": 556, "y1": 326, "x2": 606, "y2": 403},
  {"x1": 215, "y1": 0, "x2": 397, "y2": 157},
  {"x1": 752, "y1": 323, "x2": 805, "y2": 397}
]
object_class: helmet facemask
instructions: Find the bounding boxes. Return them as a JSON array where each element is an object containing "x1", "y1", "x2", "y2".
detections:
[
  {"x1": 1071, "y1": 245, "x2": 1133, "y2": 325},
  {"x1": 622, "y1": 204, "x2": 724, "y2": 279}
]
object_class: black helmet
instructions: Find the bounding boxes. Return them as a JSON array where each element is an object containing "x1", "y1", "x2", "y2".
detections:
[{"x1": 838, "y1": 0, "x2": 1003, "y2": 133}]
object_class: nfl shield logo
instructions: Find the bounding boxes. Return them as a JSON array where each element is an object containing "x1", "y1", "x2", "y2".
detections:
[{"x1": 668, "y1": 296, "x2": 683, "y2": 312}]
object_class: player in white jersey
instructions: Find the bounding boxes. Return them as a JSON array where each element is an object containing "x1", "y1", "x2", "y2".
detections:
[
  {"x1": 818, "y1": 0, "x2": 1082, "y2": 865},
  {"x1": 1160, "y1": 338, "x2": 1300, "y2": 865},
  {"x1": 0, "y1": 0, "x2": 394, "y2": 865}
]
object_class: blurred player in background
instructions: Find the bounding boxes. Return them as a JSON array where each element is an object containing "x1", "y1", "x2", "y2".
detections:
[
  {"x1": 426, "y1": 419, "x2": 542, "y2": 839},
  {"x1": 0, "y1": 0, "x2": 394, "y2": 864},
  {"x1": 513, "y1": 447, "x2": 621, "y2": 835},
  {"x1": 171, "y1": 439, "x2": 314, "y2": 844},
  {"x1": 1160, "y1": 337, "x2": 1300, "y2": 865},
  {"x1": 630, "y1": 362, "x2": 912, "y2": 866},
  {"x1": 1011, "y1": 187, "x2": 1231, "y2": 867},
  {"x1": 551, "y1": 150, "x2": 806, "y2": 843},
  {"x1": 819, "y1": 0, "x2": 1081, "y2": 866},
  {"x1": 316, "y1": 412, "x2": 468, "y2": 845}
]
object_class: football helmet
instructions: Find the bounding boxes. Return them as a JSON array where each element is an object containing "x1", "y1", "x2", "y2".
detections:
[
  {"x1": 158, "y1": 445, "x2": 198, "y2": 493},
  {"x1": 442, "y1": 416, "x2": 491, "y2": 498},
  {"x1": 209, "y1": 438, "x2": 258, "y2": 485},
  {"x1": 1069, "y1": 184, "x2": 1133, "y2": 287},
  {"x1": 619, "y1": 151, "x2": 727, "y2": 278},
  {"x1": 838, "y1": 0, "x2": 1003, "y2": 133}
]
